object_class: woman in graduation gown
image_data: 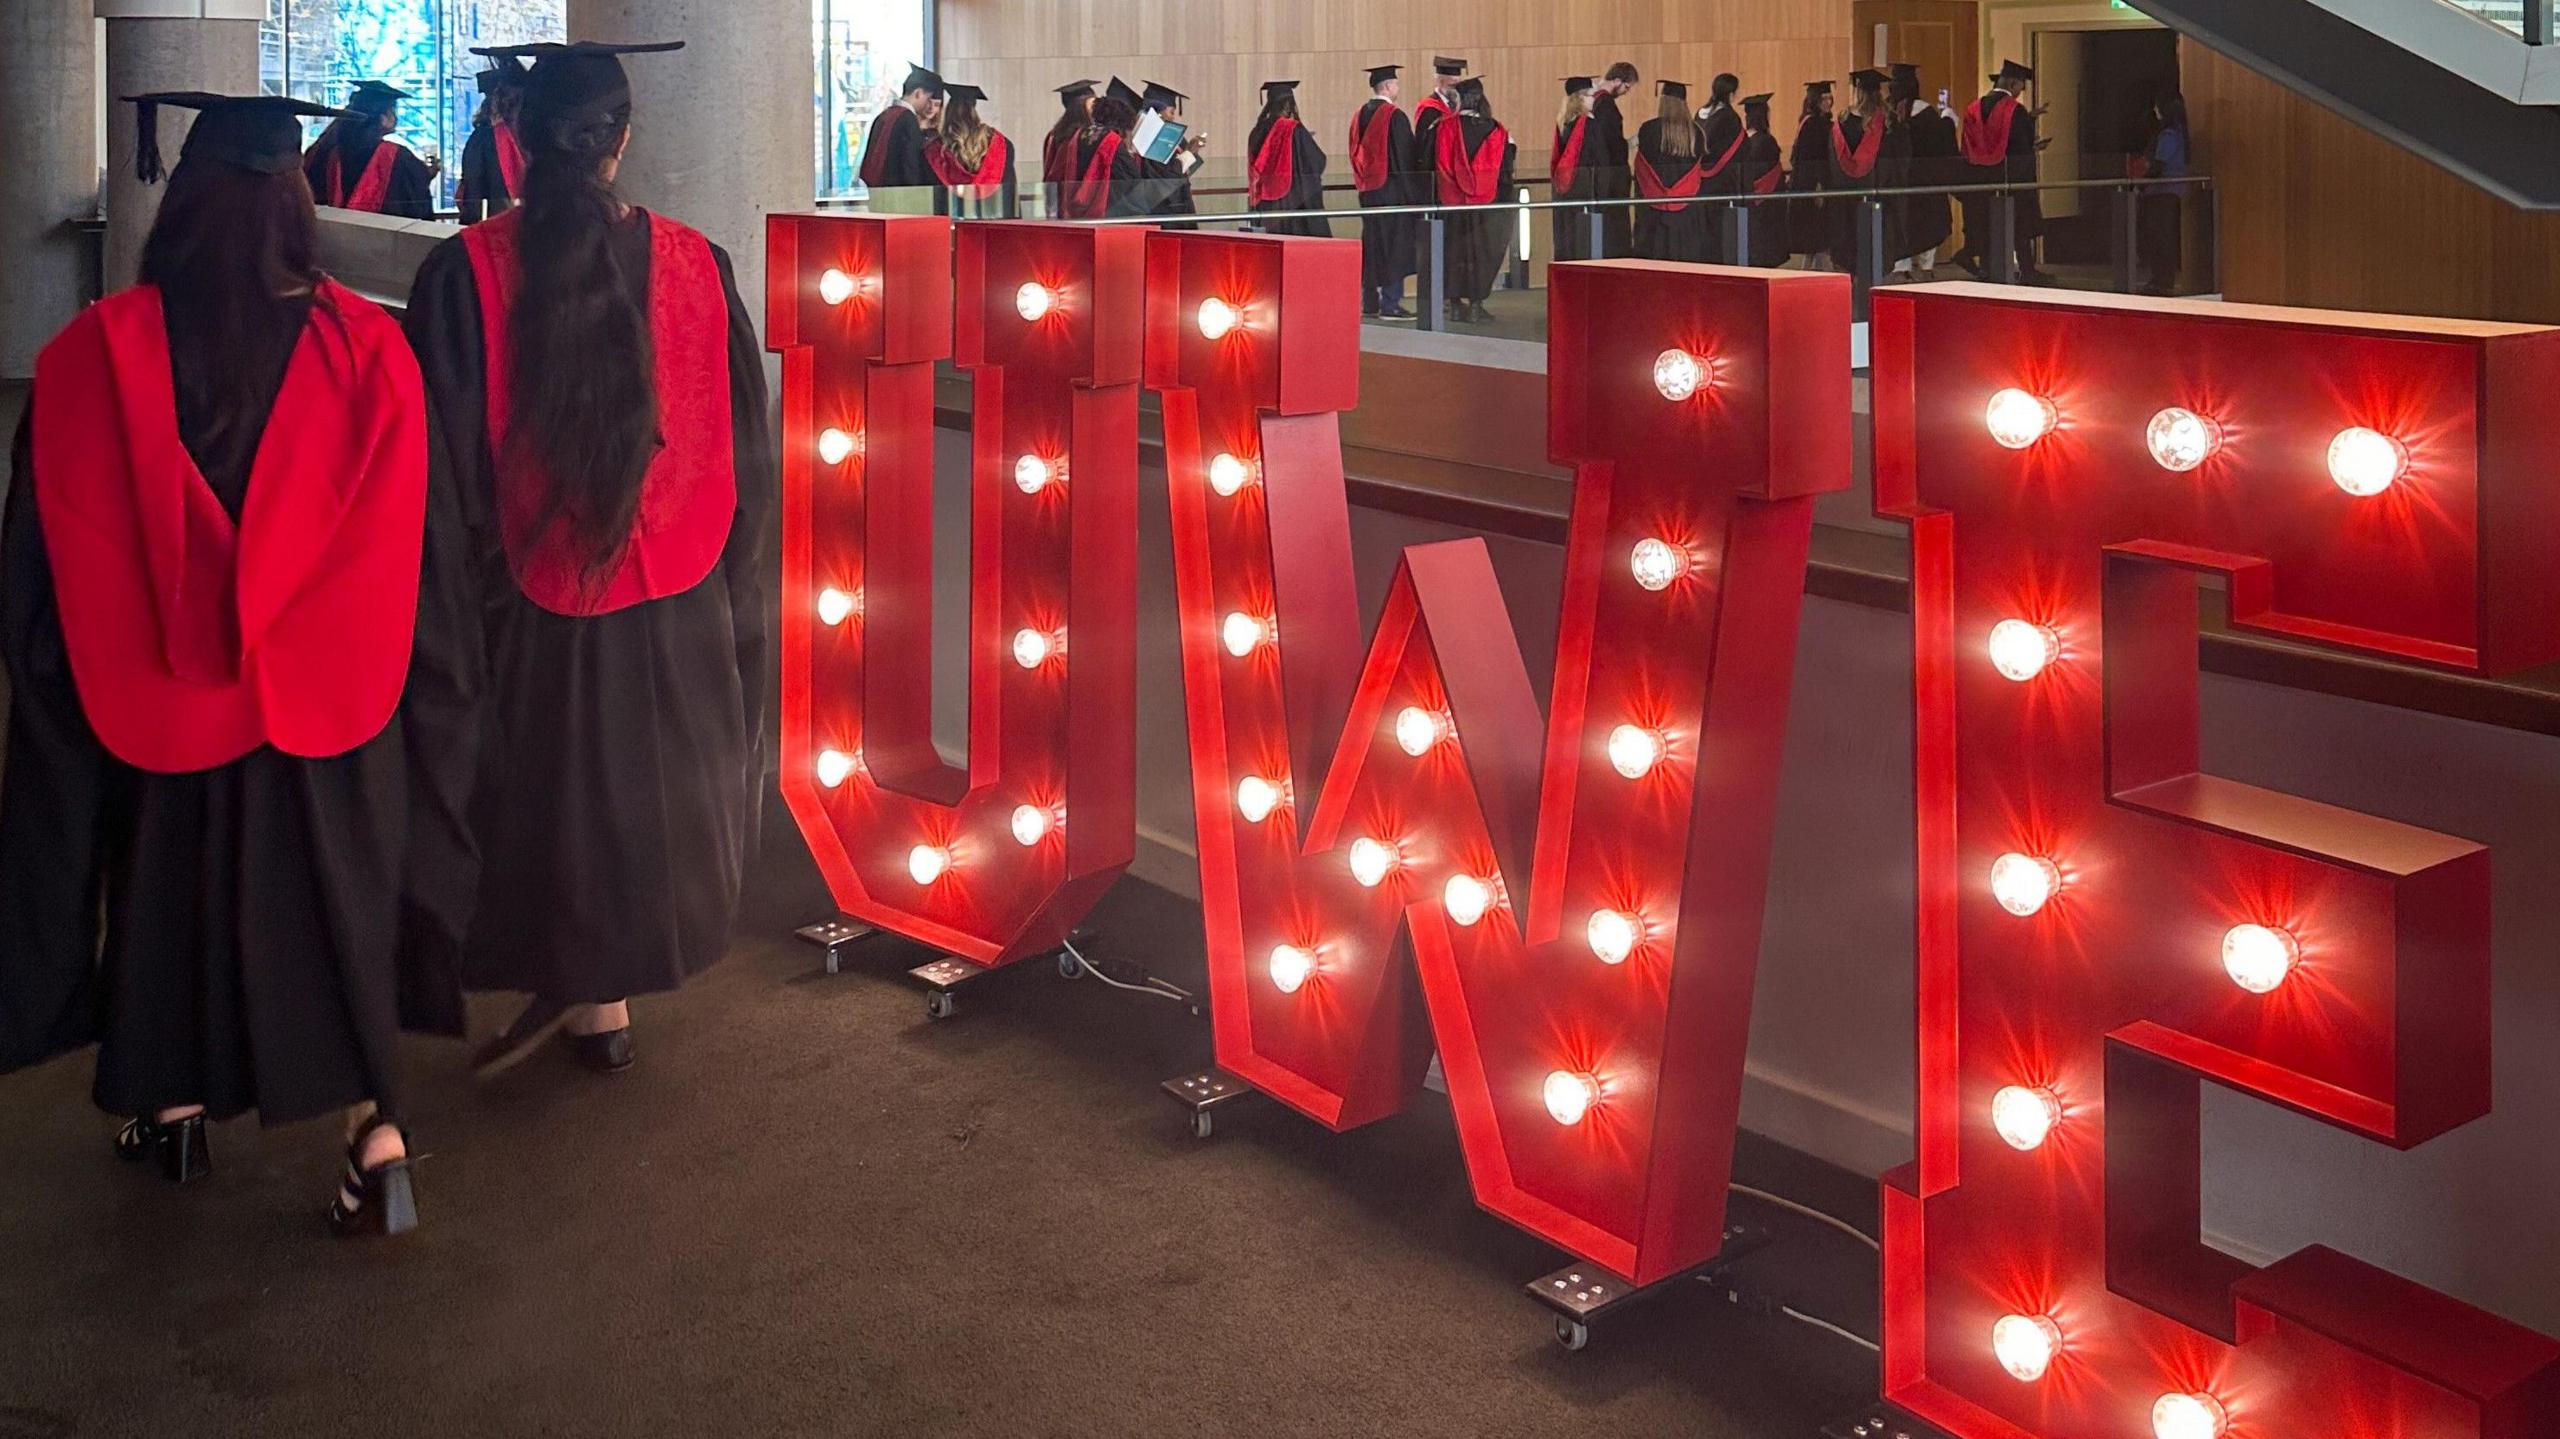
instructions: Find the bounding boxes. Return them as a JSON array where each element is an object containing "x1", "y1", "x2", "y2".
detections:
[
  {"x1": 1042, "y1": 79, "x2": 1097, "y2": 211},
  {"x1": 1435, "y1": 78, "x2": 1514, "y2": 324},
  {"x1": 925, "y1": 83, "x2": 1019, "y2": 219},
  {"x1": 1890, "y1": 65, "x2": 1956, "y2": 278},
  {"x1": 1786, "y1": 81, "x2": 1839, "y2": 268},
  {"x1": 0, "y1": 92, "x2": 473, "y2": 1236},
  {"x1": 402, "y1": 40, "x2": 772, "y2": 1077},
  {"x1": 1828, "y1": 69, "x2": 1890, "y2": 273},
  {"x1": 1061, "y1": 94, "x2": 1147, "y2": 220},
  {"x1": 1735, "y1": 92, "x2": 1791, "y2": 268},
  {"x1": 1550, "y1": 77, "x2": 1601, "y2": 264},
  {"x1": 456, "y1": 57, "x2": 530, "y2": 223},
  {"x1": 303, "y1": 81, "x2": 437, "y2": 220},
  {"x1": 1247, "y1": 81, "x2": 1331, "y2": 237},
  {"x1": 1632, "y1": 81, "x2": 1712, "y2": 263},
  {"x1": 1694, "y1": 74, "x2": 1746, "y2": 261}
]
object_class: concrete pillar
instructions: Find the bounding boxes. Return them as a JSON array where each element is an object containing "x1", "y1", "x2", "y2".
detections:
[
  {"x1": 566, "y1": 0, "x2": 815, "y2": 331},
  {"x1": 0, "y1": 0, "x2": 96, "y2": 379},
  {"x1": 99, "y1": 2, "x2": 263, "y2": 292}
]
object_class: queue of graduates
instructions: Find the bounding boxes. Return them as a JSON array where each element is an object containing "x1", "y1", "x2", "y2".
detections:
[{"x1": 0, "y1": 40, "x2": 769, "y2": 1238}]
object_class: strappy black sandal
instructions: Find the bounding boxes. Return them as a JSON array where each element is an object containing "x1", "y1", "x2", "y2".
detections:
[
  {"x1": 327, "y1": 1115, "x2": 419, "y2": 1239},
  {"x1": 115, "y1": 1113, "x2": 211, "y2": 1186}
]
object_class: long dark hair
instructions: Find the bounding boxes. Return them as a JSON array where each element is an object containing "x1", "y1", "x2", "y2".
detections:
[
  {"x1": 138, "y1": 159, "x2": 329, "y2": 462},
  {"x1": 508, "y1": 102, "x2": 659, "y2": 580},
  {"x1": 1047, "y1": 94, "x2": 1089, "y2": 155}
]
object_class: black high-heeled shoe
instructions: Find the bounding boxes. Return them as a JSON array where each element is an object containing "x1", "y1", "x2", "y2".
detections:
[
  {"x1": 327, "y1": 1115, "x2": 418, "y2": 1240},
  {"x1": 116, "y1": 1113, "x2": 211, "y2": 1185}
]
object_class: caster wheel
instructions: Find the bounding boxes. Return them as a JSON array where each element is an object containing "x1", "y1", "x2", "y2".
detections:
[
  {"x1": 823, "y1": 949, "x2": 842, "y2": 976},
  {"x1": 1554, "y1": 1316, "x2": 1590, "y2": 1352},
  {"x1": 1057, "y1": 950, "x2": 1083, "y2": 980},
  {"x1": 1191, "y1": 1110, "x2": 1216, "y2": 1141},
  {"x1": 926, "y1": 991, "x2": 958, "y2": 1022}
]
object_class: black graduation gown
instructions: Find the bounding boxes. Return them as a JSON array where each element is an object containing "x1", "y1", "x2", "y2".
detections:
[
  {"x1": 859, "y1": 105, "x2": 932, "y2": 192},
  {"x1": 1899, "y1": 108, "x2": 1958, "y2": 261},
  {"x1": 401, "y1": 214, "x2": 773, "y2": 1005},
  {"x1": 1632, "y1": 120, "x2": 1713, "y2": 264},
  {"x1": 1698, "y1": 104, "x2": 1747, "y2": 261},
  {"x1": 1829, "y1": 111, "x2": 1884, "y2": 268},
  {"x1": 1786, "y1": 115, "x2": 1837, "y2": 261},
  {"x1": 1247, "y1": 117, "x2": 1331, "y2": 237},
  {"x1": 1958, "y1": 93, "x2": 2044, "y2": 273},
  {"x1": 1550, "y1": 116, "x2": 1602, "y2": 263},
  {"x1": 1352, "y1": 100, "x2": 1419, "y2": 292},
  {"x1": 1736, "y1": 130, "x2": 1790, "y2": 267},
  {"x1": 1071, "y1": 129, "x2": 1150, "y2": 219},
  {"x1": 927, "y1": 133, "x2": 1022, "y2": 220},
  {"x1": 1439, "y1": 118, "x2": 1515, "y2": 304},
  {"x1": 305, "y1": 133, "x2": 437, "y2": 221},
  {"x1": 456, "y1": 122, "x2": 505, "y2": 224},
  {"x1": 0, "y1": 294, "x2": 474, "y2": 1126},
  {"x1": 1591, "y1": 92, "x2": 1634, "y2": 258}
]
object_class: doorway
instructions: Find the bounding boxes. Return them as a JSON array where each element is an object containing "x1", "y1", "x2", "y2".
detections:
[{"x1": 2034, "y1": 25, "x2": 2182, "y2": 264}]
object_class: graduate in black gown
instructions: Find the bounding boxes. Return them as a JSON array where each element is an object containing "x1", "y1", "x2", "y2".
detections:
[
  {"x1": 302, "y1": 81, "x2": 436, "y2": 220},
  {"x1": 1411, "y1": 57, "x2": 1464, "y2": 279},
  {"x1": 1247, "y1": 81, "x2": 1330, "y2": 236},
  {"x1": 1786, "y1": 81, "x2": 1838, "y2": 268},
  {"x1": 1593, "y1": 62, "x2": 1639, "y2": 257},
  {"x1": 456, "y1": 57, "x2": 530, "y2": 223},
  {"x1": 1735, "y1": 92, "x2": 1790, "y2": 267},
  {"x1": 1042, "y1": 79, "x2": 1098, "y2": 211},
  {"x1": 1550, "y1": 77, "x2": 1602, "y2": 264},
  {"x1": 1889, "y1": 63, "x2": 1956, "y2": 280},
  {"x1": 924, "y1": 83, "x2": 1019, "y2": 219},
  {"x1": 1633, "y1": 81, "x2": 1713, "y2": 263},
  {"x1": 1830, "y1": 69, "x2": 1889, "y2": 273},
  {"x1": 1434, "y1": 77, "x2": 1514, "y2": 324},
  {"x1": 1, "y1": 93, "x2": 473, "y2": 1236},
  {"x1": 859, "y1": 63, "x2": 943, "y2": 202},
  {"x1": 402, "y1": 40, "x2": 771, "y2": 1078},
  {"x1": 1954, "y1": 60, "x2": 2051, "y2": 282},
  {"x1": 1349, "y1": 64, "x2": 1418, "y2": 317},
  {"x1": 1062, "y1": 92, "x2": 1147, "y2": 220},
  {"x1": 1695, "y1": 73, "x2": 1746, "y2": 261},
  {"x1": 1136, "y1": 80, "x2": 1207, "y2": 224}
]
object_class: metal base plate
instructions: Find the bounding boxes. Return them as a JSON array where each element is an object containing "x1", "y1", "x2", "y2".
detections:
[
  {"x1": 795, "y1": 919, "x2": 871, "y2": 949},
  {"x1": 910, "y1": 957, "x2": 983, "y2": 990},
  {"x1": 1160, "y1": 1071, "x2": 1250, "y2": 1114},
  {"x1": 1524, "y1": 1221, "x2": 1772, "y2": 1324},
  {"x1": 1821, "y1": 1404, "x2": 1956, "y2": 1439}
]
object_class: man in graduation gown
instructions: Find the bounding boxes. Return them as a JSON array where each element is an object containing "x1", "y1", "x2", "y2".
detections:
[
  {"x1": 456, "y1": 56, "x2": 530, "y2": 223},
  {"x1": 1735, "y1": 92, "x2": 1790, "y2": 267},
  {"x1": 1436, "y1": 77, "x2": 1514, "y2": 324},
  {"x1": 2, "y1": 94, "x2": 471, "y2": 1209},
  {"x1": 1592, "y1": 62, "x2": 1640, "y2": 257},
  {"x1": 1889, "y1": 63, "x2": 1956, "y2": 281},
  {"x1": 859, "y1": 63, "x2": 943, "y2": 204},
  {"x1": 303, "y1": 81, "x2": 436, "y2": 219},
  {"x1": 1247, "y1": 80, "x2": 1330, "y2": 237},
  {"x1": 1349, "y1": 64, "x2": 1418, "y2": 317},
  {"x1": 1136, "y1": 79, "x2": 1206, "y2": 224},
  {"x1": 1954, "y1": 59, "x2": 2052, "y2": 283}
]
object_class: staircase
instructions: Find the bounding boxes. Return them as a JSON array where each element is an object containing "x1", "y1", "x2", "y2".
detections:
[{"x1": 2133, "y1": 0, "x2": 2560, "y2": 207}]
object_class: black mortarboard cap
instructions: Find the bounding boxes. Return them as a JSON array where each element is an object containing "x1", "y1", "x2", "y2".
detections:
[
  {"x1": 1564, "y1": 76, "x2": 1594, "y2": 95},
  {"x1": 1658, "y1": 79, "x2": 1689, "y2": 100},
  {"x1": 1741, "y1": 92, "x2": 1774, "y2": 109},
  {"x1": 1455, "y1": 77, "x2": 1488, "y2": 108},
  {"x1": 124, "y1": 91, "x2": 355, "y2": 184},
  {"x1": 475, "y1": 56, "x2": 530, "y2": 94},
  {"x1": 1261, "y1": 80, "x2": 1300, "y2": 99},
  {"x1": 901, "y1": 64, "x2": 946, "y2": 97},
  {"x1": 1365, "y1": 64, "x2": 1401, "y2": 88},
  {"x1": 1804, "y1": 80, "x2": 1836, "y2": 95},
  {"x1": 1890, "y1": 62, "x2": 1921, "y2": 81},
  {"x1": 1851, "y1": 68, "x2": 1887, "y2": 89},
  {"x1": 1997, "y1": 58, "x2": 2035, "y2": 82},
  {"x1": 1106, "y1": 77, "x2": 1143, "y2": 109},
  {"x1": 945, "y1": 83, "x2": 987, "y2": 106},
  {"x1": 1434, "y1": 56, "x2": 1467, "y2": 77},
  {"x1": 476, "y1": 40, "x2": 685, "y2": 138},
  {"x1": 1141, "y1": 80, "x2": 1187, "y2": 109},
  {"x1": 346, "y1": 80, "x2": 411, "y2": 115},
  {"x1": 1057, "y1": 79, "x2": 1099, "y2": 99}
]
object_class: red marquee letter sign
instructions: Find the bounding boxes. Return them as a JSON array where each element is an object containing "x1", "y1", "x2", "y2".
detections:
[
  {"x1": 1152, "y1": 234, "x2": 1849, "y2": 1285},
  {"x1": 765, "y1": 216, "x2": 1144, "y2": 965},
  {"x1": 1874, "y1": 285, "x2": 2560, "y2": 1437}
]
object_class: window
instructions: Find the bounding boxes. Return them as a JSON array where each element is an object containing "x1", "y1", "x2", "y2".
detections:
[
  {"x1": 814, "y1": 0, "x2": 930, "y2": 199},
  {"x1": 262, "y1": 0, "x2": 565, "y2": 209}
]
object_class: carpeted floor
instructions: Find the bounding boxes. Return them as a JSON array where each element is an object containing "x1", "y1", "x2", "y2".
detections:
[{"x1": 0, "y1": 803, "x2": 1884, "y2": 1438}]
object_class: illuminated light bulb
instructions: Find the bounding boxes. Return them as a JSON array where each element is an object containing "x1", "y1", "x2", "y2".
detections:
[
  {"x1": 1607, "y1": 724, "x2": 1667, "y2": 780},
  {"x1": 2221, "y1": 923, "x2": 2300, "y2": 994},
  {"x1": 1987, "y1": 619, "x2": 2062, "y2": 682},
  {"x1": 1221, "y1": 611, "x2": 1274, "y2": 658},
  {"x1": 1394, "y1": 706, "x2": 1452, "y2": 757},
  {"x1": 1586, "y1": 909, "x2": 1640, "y2": 965},
  {"x1": 1991, "y1": 1314, "x2": 2062, "y2": 1383},
  {"x1": 1013, "y1": 453, "x2": 1061, "y2": 494},
  {"x1": 1543, "y1": 1070, "x2": 1600, "y2": 1126},
  {"x1": 1015, "y1": 281, "x2": 1056, "y2": 322},
  {"x1": 1629, "y1": 538, "x2": 1693, "y2": 591},
  {"x1": 1990, "y1": 852, "x2": 2061, "y2": 917},
  {"x1": 1235, "y1": 775, "x2": 1283, "y2": 823},
  {"x1": 816, "y1": 587, "x2": 859, "y2": 627},
  {"x1": 1011, "y1": 627, "x2": 1060, "y2": 669},
  {"x1": 1347, "y1": 837, "x2": 1399, "y2": 888},
  {"x1": 1010, "y1": 803, "x2": 1055, "y2": 846},
  {"x1": 816, "y1": 427, "x2": 859, "y2": 466},
  {"x1": 2328, "y1": 426, "x2": 2407, "y2": 497},
  {"x1": 2146, "y1": 407, "x2": 2222, "y2": 472},
  {"x1": 1268, "y1": 943, "x2": 1316, "y2": 995},
  {"x1": 1652, "y1": 348, "x2": 1708, "y2": 402},
  {"x1": 1443, "y1": 874, "x2": 1494, "y2": 927},
  {"x1": 2151, "y1": 1392, "x2": 2229, "y2": 1439},
  {"x1": 1985, "y1": 387, "x2": 2059, "y2": 450},
  {"x1": 1197, "y1": 296, "x2": 1240, "y2": 340},
  {"x1": 1992, "y1": 1085, "x2": 2063, "y2": 1152},
  {"x1": 1207, "y1": 452, "x2": 1255, "y2": 497},
  {"x1": 906, "y1": 843, "x2": 951, "y2": 885},
  {"x1": 818, "y1": 268, "x2": 857, "y2": 305},
  {"x1": 815, "y1": 748, "x2": 858, "y2": 789}
]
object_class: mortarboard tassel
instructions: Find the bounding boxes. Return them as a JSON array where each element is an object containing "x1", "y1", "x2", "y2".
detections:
[{"x1": 135, "y1": 99, "x2": 164, "y2": 184}]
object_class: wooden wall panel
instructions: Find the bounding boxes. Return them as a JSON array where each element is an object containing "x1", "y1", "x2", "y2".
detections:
[
  {"x1": 2187, "y1": 45, "x2": 2560, "y2": 324},
  {"x1": 936, "y1": 0, "x2": 1855, "y2": 173}
]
